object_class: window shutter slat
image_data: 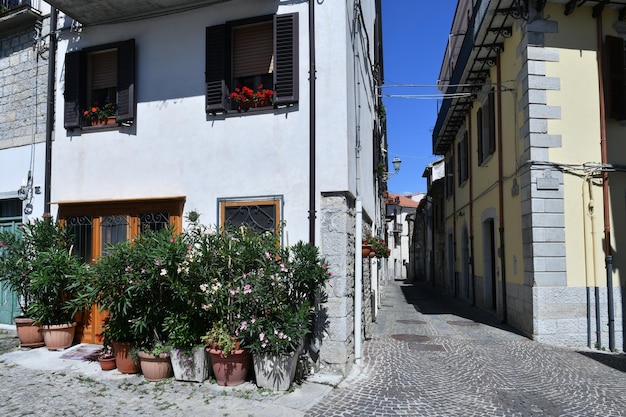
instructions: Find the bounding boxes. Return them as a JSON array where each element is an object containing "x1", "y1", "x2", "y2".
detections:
[
  {"x1": 477, "y1": 108, "x2": 484, "y2": 164},
  {"x1": 233, "y1": 22, "x2": 273, "y2": 77},
  {"x1": 605, "y1": 35, "x2": 626, "y2": 120},
  {"x1": 116, "y1": 39, "x2": 135, "y2": 123},
  {"x1": 206, "y1": 24, "x2": 228, "y2": 113},
  {"x1": 273, "y1": 13, "x2": 298, "y2": 106},
  {"x1": 64, "y1": 51, "x2": 82, "y2": 129},
  {"x1": 91, "y1": 50, "x2": 117, "y2": 90}
]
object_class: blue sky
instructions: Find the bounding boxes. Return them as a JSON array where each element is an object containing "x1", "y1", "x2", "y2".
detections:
[{"x1": 381, "y1": 0, "x2": 457, "y2": 195}]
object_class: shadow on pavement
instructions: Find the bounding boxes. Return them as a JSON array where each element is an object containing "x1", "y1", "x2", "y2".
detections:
[
  {"x1": 576, "y1": 351, "x2": 626, "y2": 373},
  {"x1": 399, "y1": 280, "x2": 526, "y2": 337}
]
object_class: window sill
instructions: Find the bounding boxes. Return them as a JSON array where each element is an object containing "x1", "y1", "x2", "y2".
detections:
[{"x1": 81, "y1": 124, "x2": 121, "y2": 132}]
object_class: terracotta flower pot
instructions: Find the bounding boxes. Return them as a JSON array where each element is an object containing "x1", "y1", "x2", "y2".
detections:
[
  {"x1": 207, "y1": 348, "x2": 250, "y2": 386},
  {"x1": 41, "y1": 322, "x2": 77, "y2": 350},
  {"x1": 111, "y1": 341, "x2": 140, "y2": 374},
  {"x1": 98, "y1": 357, "x2": 116, "y2": 371},
  {"x1": 13, "y1": 317, "x2": 45, "y2": 348},
  {"x1": 138, "y1": 351, "x2": 173, "y2": 382}
]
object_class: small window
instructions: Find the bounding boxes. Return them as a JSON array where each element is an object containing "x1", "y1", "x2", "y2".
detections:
[
  {"x1": 219, "y1": 197, "x2": 281, "y2": 234},
  {"x1": 64, "y1": 39, "x2": 136, "y2": 129},
  {"x1": 206, "y1": 13, "x2": 299, "y2": 114}
]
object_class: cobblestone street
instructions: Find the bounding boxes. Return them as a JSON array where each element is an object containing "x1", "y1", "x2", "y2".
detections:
[
  {"x1": 0, "y1": 278, "x2": 625, "y2": 416},
  {"x1": 307, "y1": 278, "x2": 626, "y2": 417}
]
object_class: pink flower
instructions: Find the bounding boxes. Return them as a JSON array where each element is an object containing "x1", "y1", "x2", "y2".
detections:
[
  {"x1": 259, "y1": 333, "x2": 265, "y2": 341},
  {"x1": 322, "y1": 263, "x2": 327, "y2": 269},
  {"x1": 264, "y1": 252, "x2": 271, "y2": 259},
  {"x1": 243, "y1": 284, "x2": 252, "y2": 294}
]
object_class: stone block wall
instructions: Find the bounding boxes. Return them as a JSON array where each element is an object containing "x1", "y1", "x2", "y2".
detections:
[{"x1": 0, "y1": 20, "x2": 48, "y2": 150}]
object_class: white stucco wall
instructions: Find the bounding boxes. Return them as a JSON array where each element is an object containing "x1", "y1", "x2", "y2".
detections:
[{"x1": 51, "y1": 0, "x2": 375, "y2": 244}]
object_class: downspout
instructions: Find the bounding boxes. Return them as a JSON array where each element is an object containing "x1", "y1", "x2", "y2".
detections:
[
  {"x1": 496, "y1": 54, "x2": 507, "y2": 323},
  {"x1": 351, "y1": 0, "x2": 363, "y2": 364},
  {"x1": 44, "y1": 9, "x2": 57, "y2": 215},
  {"x1": 468, "y1": 113, "x2": 476, "y2": 305},
  {"x1": 355, "y1": 199, "x2": 363, "y2": 364},
  {"x1": 308, "y1": 0, "x2": 317, "y2": 245},
  {"x1": 596, "y1": 14, "x2": 615, "y2": 351}
]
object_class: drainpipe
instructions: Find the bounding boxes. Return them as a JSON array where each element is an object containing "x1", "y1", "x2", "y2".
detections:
[
  {"x1": 596, "y1": 14, "x2": 615, "y2": 351},
  {"x1": 308, "y1": 0, "x2": 317, "y2": 245},
  {"x1": 44, "y1": 8, "x2": 57, "y2": 216},
  {"x1": 355, "y1": 199, "x2": 363, "y2": 364},
  {"x1": 496, "y1": 54, "x2": 507, "y2": 323}
]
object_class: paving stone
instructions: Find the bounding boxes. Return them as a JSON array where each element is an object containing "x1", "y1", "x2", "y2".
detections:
[{"x1": 306, "y1": 279, "x2": 626, "y2": 417}]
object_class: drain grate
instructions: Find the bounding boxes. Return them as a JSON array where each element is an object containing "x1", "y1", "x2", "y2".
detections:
[
  {"x1": 391, "y1": 334, "x2": 431, "y2": 343},
  {"x1": 447, "y1": 320, "x2": 479, "y2": 326},
  {"x1": 396, "y1": 320, "x2": 427, "y2": 325}
]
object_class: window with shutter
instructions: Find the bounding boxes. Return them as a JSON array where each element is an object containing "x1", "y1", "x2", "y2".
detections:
[
  {"x1": 605, "y1": 35, "x2": 626, "y2": 120},
  {"x1": 64, "y1": 39, "x2": 135, "y2": 130},
  {"x1": 477, "y1": 89, "x2": 495, "y2": 164},
  {"x1": 205, "y1": 13, "x2": 298, "y2": 114}
]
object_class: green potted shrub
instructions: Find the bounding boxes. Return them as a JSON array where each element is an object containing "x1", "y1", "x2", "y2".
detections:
[
  {"x1": 0, "y1": 226, "x2": 44, "y2": 348},
  {"x1": 90, "y1": 226, "x2": 187, "y2": 373},
  {"x1": 242, "y1": 241, "x2": 331, "y2": 391},
  {"x1": 2, "y1": 216, "x2": 92, "y2": 350}
]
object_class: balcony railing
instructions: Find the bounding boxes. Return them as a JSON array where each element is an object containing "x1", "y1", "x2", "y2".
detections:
[{"x1": 1, "y1": 0, "x2": 31, "y2": 14}]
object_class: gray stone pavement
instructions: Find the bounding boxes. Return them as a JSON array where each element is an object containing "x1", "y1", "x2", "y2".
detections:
[
  {"x1": 0, "y1": 278, "x2": 625, "y2": 416},
  {"x1": 0, "y1": 329, "x2": 337, "y2": 416},
  {"x1": 306, "y1": 278, "x2": 626, "y2": 417}
]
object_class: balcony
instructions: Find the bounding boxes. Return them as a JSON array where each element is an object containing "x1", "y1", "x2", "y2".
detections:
[
  {"x1": 0, "y1": 0, "x2": 42, "y2": 34},
  {"x1": 46, "y1": 0, "x2": 233, "y2": 26}
]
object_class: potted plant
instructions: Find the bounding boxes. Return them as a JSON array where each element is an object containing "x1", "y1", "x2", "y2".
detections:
[
  {"x1": 89, "y1": 227, "x2": 187, "y2": 372},
  {"x1": 364, "y1": 234, "x2": 389, "y2": 259},
  {"x1": 0, "y1": 227, "x2": 44, "y2": 348},
  {"x1": 83, "y1": 102, "x2": 117, "y2": 126},
  {"x1": 195, "y1": 224, "x2": 279, "y2": 386},
  {"x1": 97, "y1": 343, "x2": 116, "y2": 371},
  {"x1": 137, "y1": 339, "x2": 173, "y2": 382},
  {"x1": 242, "y1": 242, "x2": 331, "y2": 391},
  {"x1": 229, "y1": 84, "x2": 274, "y2": 110},
  {"x1": 7, "y1": 216, "x2": 92, "y2": 350},
  {"x1": 163, "y1": 211, "x2": 212, "y2": 382},
  {"x1": 202, "y1": 322, "x2": 250, "y2": 386}
]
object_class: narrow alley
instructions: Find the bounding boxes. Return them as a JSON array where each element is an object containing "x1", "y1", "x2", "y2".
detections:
[{"x1": 306, "y1": 278, "x2": 626, "y2": 417}]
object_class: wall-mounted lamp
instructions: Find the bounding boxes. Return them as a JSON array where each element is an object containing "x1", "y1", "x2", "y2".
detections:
[{"x1": 382, "y1": 156, "x2": 402, "y2": 181}]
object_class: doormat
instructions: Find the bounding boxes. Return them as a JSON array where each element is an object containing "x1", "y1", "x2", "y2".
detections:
[{"x1": 59, "y1": 345, "x2": 101, "y2": 361}]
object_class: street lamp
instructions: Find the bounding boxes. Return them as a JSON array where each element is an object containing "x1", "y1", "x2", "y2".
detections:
[{"x1": 382, "y1": 156, "x2": 402, "y2": 181}]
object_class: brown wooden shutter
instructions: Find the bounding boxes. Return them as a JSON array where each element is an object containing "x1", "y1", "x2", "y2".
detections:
[
  {"x1": 605, "y1": 35, "x2": 626, "y2": 120},
  {"x1": 233, "y1": 22, "x2": 273, "y2": 78},
  {"x1": 206, "y1": 24, "x2": 228, "y2": 113},
  {"x1": 64, "y1": 51, "x2": 83, "y2": 129},
  {"x1": 91, "y1": 50, "x2": 117, "y2": 90},
  {"x1": 476, "y1": 107, "x2": 484, "y2": 164},
  {"x1": 273, "y1": 13, "x2": 298, "y2": 106},
  {"x1": 487, "y1": 90, "x2": 496, "y2": 155},
  {"x1": 116, "y1": 39, "x2": 135, "y2": 123}
]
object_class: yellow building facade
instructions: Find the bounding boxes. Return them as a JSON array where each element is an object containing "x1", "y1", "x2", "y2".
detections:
[{"x1": 433, "y1": 0, "x2": 624, "y2": 351}]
